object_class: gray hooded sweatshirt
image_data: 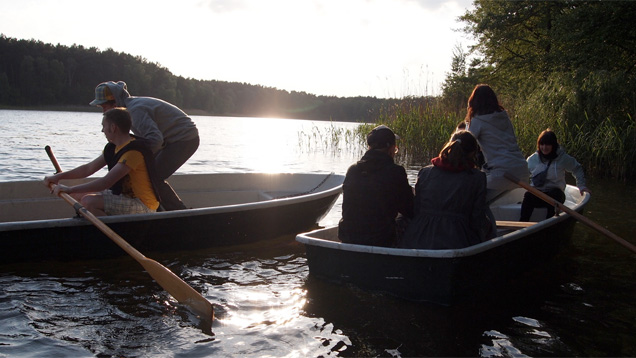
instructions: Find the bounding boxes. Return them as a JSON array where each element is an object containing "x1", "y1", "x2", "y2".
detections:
[
  {"x1": 104, "y1": 81, "x2": 198, "y2": 153},
  {"x1": 468, "y1": 111, "x2": 528, "y2": 178}
]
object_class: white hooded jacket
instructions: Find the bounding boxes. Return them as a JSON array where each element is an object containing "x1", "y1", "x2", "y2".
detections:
[{"x1": 527, "y1": 147, "x2": 588, "y2": 192}]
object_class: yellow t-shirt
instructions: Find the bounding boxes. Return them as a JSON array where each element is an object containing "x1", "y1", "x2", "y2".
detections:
[{"x1": 115, "y1": 140, "x2": 160, "y2": 210}]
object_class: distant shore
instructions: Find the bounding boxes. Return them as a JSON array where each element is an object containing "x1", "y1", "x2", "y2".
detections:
[
  {"x1": 0, "y1": 105, "x2": 100, "y2": 113},
  {"x1": 0, "y1": 105, "x2": 222, "y2": 117},
  {"x1": 0, "y1": 106, "x2": 361, "y2": 122}
]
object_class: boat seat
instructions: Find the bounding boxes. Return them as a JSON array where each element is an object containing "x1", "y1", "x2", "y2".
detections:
[{"x1": 491, "y1": 203, "x2": 547, "y2": 222}]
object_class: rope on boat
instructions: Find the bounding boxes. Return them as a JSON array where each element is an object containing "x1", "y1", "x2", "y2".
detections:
[{"x1": 274, "y1": 172, "x2": 335, "y2": 199}]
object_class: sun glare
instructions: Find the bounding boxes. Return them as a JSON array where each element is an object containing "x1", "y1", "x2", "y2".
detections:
[
  {"x1": 236, "y1": 118, "x2": 300, "y2": 173},
  {"x1": 219, "y1": 287, "x2": 307, "y2": 328}
]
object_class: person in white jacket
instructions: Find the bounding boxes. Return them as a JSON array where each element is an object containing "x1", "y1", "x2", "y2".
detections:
[
  {"x1": 465, "y1": 84, "x2": 529, "y2": 203},
  {"x1": 520, "y1": 129, "x2": 591, "y2": 221}
]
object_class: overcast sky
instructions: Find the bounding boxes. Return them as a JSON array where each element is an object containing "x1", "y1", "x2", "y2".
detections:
[{"x1": 0, "y1": 0, "x2": 475, "y2": 98}]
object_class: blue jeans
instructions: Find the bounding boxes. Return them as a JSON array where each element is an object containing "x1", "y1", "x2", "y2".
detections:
[{"x1": 154, "y1": 136, "x2": 200, "y2": 210}]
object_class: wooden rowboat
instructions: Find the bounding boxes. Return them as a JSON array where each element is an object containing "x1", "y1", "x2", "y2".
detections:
[
  {"x1": 296, "y1": 185, "x2": 590, "y2": 305},
  {"x1": 1, "y1": 172, "x2": 343, "y2": 264}
]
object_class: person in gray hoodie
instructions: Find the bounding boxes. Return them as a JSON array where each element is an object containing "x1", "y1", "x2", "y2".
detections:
[
  {"x1": 465, "y1": 84, "x2": 529, "y2": 203},
  {"x1": 399, "y1": 130, "x2": 495, "y2": 250},
  {"x1": 90, "y1": 81, "x2": 199, "y2": 210},
  {"x1": 520, "y1": 129, "x2": 591, "y2": 221}
]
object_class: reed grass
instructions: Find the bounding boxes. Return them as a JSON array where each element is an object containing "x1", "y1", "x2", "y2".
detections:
[
  {"x1": 297, "y1": 123, "x2": 365, "y2": 157},
  {"x1": 512, "y1": 74, "x2": 636, "y2": 181},
  {"x1": 300, "y1": 85, "x2": 635, "y2": 181},
  {"x1": 363, "y1": 94, "x2": 635, "y2": 180},
  {"x1": 372, "y1": 97, "x2": 460, "y2": 165}
]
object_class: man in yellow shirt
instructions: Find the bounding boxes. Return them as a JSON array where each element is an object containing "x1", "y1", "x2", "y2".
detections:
[{"x1": 44, "y1": 108, "x2": 160, "y2": 216}]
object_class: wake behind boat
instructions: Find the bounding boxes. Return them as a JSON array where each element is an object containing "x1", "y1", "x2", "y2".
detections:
[
  {"x1": 1, "y1": 172, "x2": 344, "y2": 264},
  {"x1": 296, "y1": 185, "x2": 590, "y2": 305}
]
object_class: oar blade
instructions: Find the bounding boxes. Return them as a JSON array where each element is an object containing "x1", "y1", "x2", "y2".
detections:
[
  {"x1": 44, "y1": 145, "x2": 215, "y2": 322},
  {"x1": 140, "y1": 258, "x2": 214, "y2": 321}
]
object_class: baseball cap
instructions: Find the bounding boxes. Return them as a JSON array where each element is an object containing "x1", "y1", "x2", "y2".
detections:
[
  {"x1": 367, "y1": 125, "x2": 399, "y2": 149},
  {"x1": 89, "y1": 83, "x2": 115, "y2": 106}
]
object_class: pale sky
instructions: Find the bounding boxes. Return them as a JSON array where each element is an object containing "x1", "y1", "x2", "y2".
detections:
[{"x1": 0, "y1": 0, "x2": 474, "y2": 98}]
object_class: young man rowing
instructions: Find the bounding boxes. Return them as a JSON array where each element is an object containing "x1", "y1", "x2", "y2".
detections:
[{"x1": 44, "y1": 108, "x2": 160, "y2": 216}]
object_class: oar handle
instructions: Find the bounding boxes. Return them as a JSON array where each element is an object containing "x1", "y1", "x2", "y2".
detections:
[
  {"x1": 504, "y1": 172, "x2": 636, "y2": 254},
  {"x1": 45, "y1": 145, "x2": 62, "y2": 173}
]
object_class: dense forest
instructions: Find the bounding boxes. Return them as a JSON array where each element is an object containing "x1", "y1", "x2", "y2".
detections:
[{"x1": 0, "y1": 34, "x2": 402, "y2": 122}]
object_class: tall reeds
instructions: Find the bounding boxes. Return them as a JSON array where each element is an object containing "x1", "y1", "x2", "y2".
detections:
[
  {"x1": 301, "y1": 81, "x2": 635, "y2": 181},
  {"x1": 513, "y1": 72, "x2": 636, "y2": 181},
  {"x1": 297, "y1": 123, "x2": 365, "y2": 158},
  {"x1": 372, "y1": 97, "x2": 460, "y2": 165},
  {"x1": 364, "y1": 91, "x2": 636, "y2": 180}
]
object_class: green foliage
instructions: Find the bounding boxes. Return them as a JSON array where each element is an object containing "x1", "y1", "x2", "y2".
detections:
[
  {"x1": 374, "y1": 97, "x2": 460, "y2": 164},
  {"x1": 441, "y1": 45, "x2": 475, "y2": 113},
  {"x1": 443, "y1": 0, "x2": 636, "y2": 180}
]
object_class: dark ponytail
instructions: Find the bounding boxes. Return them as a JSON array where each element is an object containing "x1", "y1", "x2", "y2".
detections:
[{"x1": 439, "y1": 130, "x2": 479, "y2": 170}]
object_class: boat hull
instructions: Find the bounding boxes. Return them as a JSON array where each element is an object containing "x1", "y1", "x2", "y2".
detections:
[
  {"x1": 297, "y1": 186, "x2": 589, "y2": 305},
  {"x1": 1, "y1": 173, "x2": 343, "y2": 263},
  {"x1": 303, "y1": 219, "x2": 575, "y2": 304}
]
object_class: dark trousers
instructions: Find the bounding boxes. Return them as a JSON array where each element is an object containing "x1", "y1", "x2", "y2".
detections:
[
  {"x1": 519, "y1": 188, "x2": 565, "y2": 221},
  {"x1": 155, "y1": 136, "x2": 200, "y2": 210}
]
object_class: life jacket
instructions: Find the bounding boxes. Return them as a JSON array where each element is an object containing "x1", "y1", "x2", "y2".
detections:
[{"x1": 103, "y1": 136, "x2": 161, "y2": 203}]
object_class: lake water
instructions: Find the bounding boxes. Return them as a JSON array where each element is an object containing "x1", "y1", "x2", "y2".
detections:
[{"x1": 0, "y1": 109, "x2": 635, "y2": 357}]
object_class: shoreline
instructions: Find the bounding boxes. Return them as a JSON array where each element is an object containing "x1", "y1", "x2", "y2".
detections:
[
  {"x1": 0, "y1": 106, "x2": 363, "y2": 122},
  {"x1": 0, "y1": 105, "x2": 211, "y2": 115}
]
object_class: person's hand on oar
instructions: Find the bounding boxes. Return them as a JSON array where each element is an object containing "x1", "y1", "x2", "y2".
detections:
[
  {"x1": 43, "y1": 174, "x2": 65, "y2": 194},
  {"x1": 505, "y1": 172, "x2": 635, "y2": 255},
  {"x1": 44, "y1": 145, "x2": 214, "y2": 322}
]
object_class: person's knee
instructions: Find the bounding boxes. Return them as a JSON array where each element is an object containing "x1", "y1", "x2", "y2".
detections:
[{"x1": 81, "y1": 195, "x2": 103, "y2": 213}]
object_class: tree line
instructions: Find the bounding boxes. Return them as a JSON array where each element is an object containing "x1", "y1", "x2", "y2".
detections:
[{"x1": 0, "y1": 35, "x2": 403, "y2": 122}]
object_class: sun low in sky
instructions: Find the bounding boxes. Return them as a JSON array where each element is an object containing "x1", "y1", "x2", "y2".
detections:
[{"x1": 0, "y1": 0, "x2": 473, "y2": 98}]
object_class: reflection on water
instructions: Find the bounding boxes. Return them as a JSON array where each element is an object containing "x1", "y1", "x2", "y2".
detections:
[
  {"x1": 1, "y1": 110, "x2": 635, "y2": 357},
  {"x1": 0, "y1": 237, "x2": 354, "y2": 357}
]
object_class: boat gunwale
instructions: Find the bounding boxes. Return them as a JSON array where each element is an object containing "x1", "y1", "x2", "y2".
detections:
[
  {"x1": 296, "y1": 186, "x2": 590, "y2": 259},
  {"x1": 0, "y1": 173, "x2": 344, "y2": 231}
]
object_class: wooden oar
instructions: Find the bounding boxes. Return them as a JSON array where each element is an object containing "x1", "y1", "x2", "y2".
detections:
[
  {"x1": 45, "y1": 145, "x2": 62, "y2": 173},
  {"x1": 496, "y1": 220, "x2": 537, "y2": 228},
  {"x1": 45, "y1": 146, "x2": 214, "y2": 321},
  {"x1": 504, "y1": 172, "x2": 636, "y2": 254}
]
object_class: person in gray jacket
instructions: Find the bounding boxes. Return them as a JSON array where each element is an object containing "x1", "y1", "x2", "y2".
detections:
[
  {"x1": 465, "y1": 84, "x2": 529, "y2": 203},
  {"x1": 90, "y1": 81, "x2": 199, "y2": 210},
  {"x1": 520, "y1": 129, "x2": 591, "y2": 221},
  {"x1": 399, "y1": 130, "x2": 495, "y2": 250}
]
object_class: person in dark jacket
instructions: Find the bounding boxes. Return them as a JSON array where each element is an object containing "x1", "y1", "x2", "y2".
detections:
[
  {"x1": 399, "y1": 130, "x2": 494, "y2": 250},
  {"x1": 338, "y1": 125, "x2": 414, "y2": 247}
]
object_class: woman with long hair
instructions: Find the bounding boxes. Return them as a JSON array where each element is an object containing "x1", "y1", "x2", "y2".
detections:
[
  {"x1": 520, "y1": 129, "x2": 591, "y2": 221},
  {"x1": 465, "y1": 84, "x2": 528, "y2": 203},
  {"x1": 398, "y1": 130, "x2": 494, "y2": 249}
]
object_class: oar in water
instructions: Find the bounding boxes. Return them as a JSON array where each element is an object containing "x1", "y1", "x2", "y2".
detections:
[
  {"x1": 504, "y1": 172, "x2": 636, "y2": 255},
  {"x1": 44, "y1": 146, "x2": 214, "y2": 321}
]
